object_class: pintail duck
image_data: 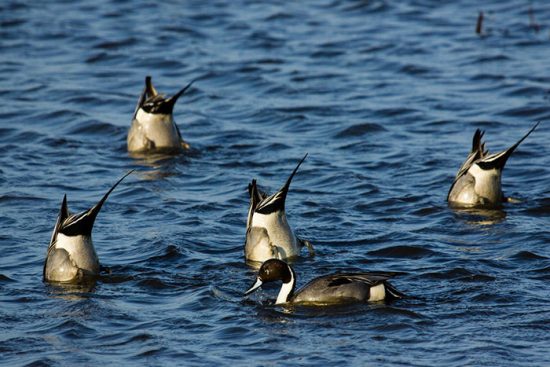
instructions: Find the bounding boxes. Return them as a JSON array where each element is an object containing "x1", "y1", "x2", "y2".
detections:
[
  {"x1": 43, "y1": 171, "x2": 133, "y2": 283},
  {"x1": 127, "y1": 76, "x2": 194, "y2": 153},
  {"x1": 245, "y1": 259, "x2": 404, "y2": 306},
  {"x1": 245, "y1": 154, "x2": 313, "y2": 264},
  {"x1": 447, "y1": 122, "x2": 540, "y2": 208}
]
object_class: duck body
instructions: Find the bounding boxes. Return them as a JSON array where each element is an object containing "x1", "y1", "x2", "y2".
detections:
[
  {"x1": 246, "y1": 206, "x2": 301, "y2": 262},
  {"x1": 128, "y1": 109, "x2": 182, "y2": 152},
  {"x1": 245, "y1": 259, "x2": 404, "y2": 306},
  {"x1": 44, "y1": 234, "x2": 99, "y2": 282},
  {"x1": 448, "y1": 122, "x2": 540, "y2": 208},
  {"x1": 291, "y1": 273, "x2": 399, "y2": 305},
  {"x1": 127, "y1": 76, "x2": 193, "y2": 154},
  {"x1": 245, "y1": 154, "x2": 313, "y2": 263},
  {"x1": 43, "y1": 171, "x2": 132, "y2": 283}
]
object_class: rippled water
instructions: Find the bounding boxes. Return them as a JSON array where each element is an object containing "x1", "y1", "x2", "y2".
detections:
[{"x1": 1, "y1": 0, "x2": 549, "y2": 366}]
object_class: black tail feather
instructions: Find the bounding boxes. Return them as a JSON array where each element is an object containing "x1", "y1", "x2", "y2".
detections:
[
  {"x1": 255, "y1": 154, "x2": 308, "y2": 214},
  {"x1": 145, "y1": 76, "x2": 158, "y2": 98},
  {"x1": 280, "y1": 153, "x2": 308, "y2": 198},
  {"x1": 478, "y1": 121, "x2": 540, "y2": 170},
  {"x1": 61, "y1": 170, "x2": 134, "y2": 236}
]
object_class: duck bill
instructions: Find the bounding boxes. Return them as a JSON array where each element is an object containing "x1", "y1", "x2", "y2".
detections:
[{"x1": 244, "y1": 278, "x2": 263, "y2": 296}]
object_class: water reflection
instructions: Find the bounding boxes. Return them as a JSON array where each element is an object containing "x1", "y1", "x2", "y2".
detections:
[
  {"x1": 451, "y1": 207, "x2": 507, "y2": 226},
  {"x1": 129, "y1": 152, "x2": 187, "y2": 180},
  {"x1": 46, "y1": 280, "x2": 96, "y2": 301}
]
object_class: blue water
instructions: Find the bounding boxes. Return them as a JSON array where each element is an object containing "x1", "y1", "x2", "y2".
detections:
[{"x1": 1, "y1": 0, "x2": 549, "y2": 366}]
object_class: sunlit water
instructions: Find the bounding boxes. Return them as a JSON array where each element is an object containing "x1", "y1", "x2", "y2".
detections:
[{"x1": 1, "y1": 0, "x2": 549, "y2": 366}]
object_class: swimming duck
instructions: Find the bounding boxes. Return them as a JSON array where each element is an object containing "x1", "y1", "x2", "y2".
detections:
[
  {"x1": 127, "y1": 76, "x2": 194, "y2": 153},
  {"x1": 245, "y1": 259, "x2": 404, "y2": 305},
  {"x1": 245, "y1": 154, "x2": 313, "y2": 264},
  {"x1": 447, "y1": 122, "x2": 540, "y2": 208},
  {"x1": 43, "y1": 171, "x2": 133, "y2": 283}
]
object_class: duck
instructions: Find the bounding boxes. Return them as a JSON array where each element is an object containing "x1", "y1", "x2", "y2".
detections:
[
  {"x1": 447, "y1": 122, "x2": 540, "y2": 208},
  {"x1": 244, "y1": 259, "x2": 404, "y2": 306},
  {"x1": 43, "y1": 171, "x2": 133, "y2": 283},
  {"x1": 127, "y1": 76, "x2": 194, "y2": 154},
  {"x1": 245, "y1": 154, "x2": 313, "y2": 264}
]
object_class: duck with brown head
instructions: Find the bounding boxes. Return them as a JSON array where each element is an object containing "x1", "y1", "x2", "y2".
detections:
[{"x1": 245, "y1": 259, "x2": 404, "y2": 306}]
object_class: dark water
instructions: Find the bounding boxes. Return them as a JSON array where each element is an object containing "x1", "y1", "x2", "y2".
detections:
[{"x1": 1, "y1": 0, "x2": 549, "y2": 365}]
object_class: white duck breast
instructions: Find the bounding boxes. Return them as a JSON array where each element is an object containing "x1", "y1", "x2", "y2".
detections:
[
  {"x1": 245, "y1": 259, "x2": 404, "y2": 306},
  {"x1": 244, "y1": 154, "x2": 312, "y2": 263},
  {"x1": 127, "y1": 76, "x2": 194, "y2": 153},
  {"x1": 447, "y1": 122, "x2": 540, "y2": 208},
  {"x1": 43, "y1": 171, "x2": 132, "y2": 283}
]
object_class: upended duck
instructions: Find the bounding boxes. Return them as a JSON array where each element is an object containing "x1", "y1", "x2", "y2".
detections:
[
  {"x1": 447, "y1": 122, "x2": 540, "y2": 208},
  {"x1": 245, "y1": 259, "x2": 404, "y2": 306},
  {"x1": 245, "y1": 154, "x2": 313, "y2": 264},
  {"x1": 43, "y1": 171, "x2": 133, "y2": 283},
  {"x1": 127, "y1": 76, "x2": 194, "y2": 154}
]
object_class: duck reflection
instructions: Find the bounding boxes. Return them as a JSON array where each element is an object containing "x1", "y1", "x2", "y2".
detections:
[
  {"x1": 46, "y1": 278, "x2": 97, "y2": 301},
  {"x1": 129, "y1": 151, "x2": 189, "y2": 181},
  {"x1": 451, "y1": 206, "x2": 507, "y2": 225}
]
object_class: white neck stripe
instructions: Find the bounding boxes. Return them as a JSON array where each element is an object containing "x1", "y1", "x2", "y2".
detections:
[{"x1": 275, "y1": 268, "x2": 295, "y2": 305}]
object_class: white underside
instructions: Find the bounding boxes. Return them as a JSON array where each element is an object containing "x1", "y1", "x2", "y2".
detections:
[
  {"x1": 469, "y1": 164, "x2": 502, "y2": 203},
  {"x1": 368, "y1": 284, "x2": 386, "y2": 302},
  {"x1": 54, "y1": 233, "x2": 100, "y2": 274},
  {"x1": 245, "y1": 231, "x2": 277, "y2": 262},
  {"x1": 248, "y1": 211, "x2": 300, "y2": 261},
  {"x1": 127, "y1": 109, "x2": 181, "y2": 152}
]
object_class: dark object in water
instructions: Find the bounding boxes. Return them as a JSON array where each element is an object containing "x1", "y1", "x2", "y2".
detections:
[
  {"x1": 528, "y1": 6, "x2": 540, "y2": 33},
  {"x1": 476, "y1": 11, "x2": 483, "y2": 35}
]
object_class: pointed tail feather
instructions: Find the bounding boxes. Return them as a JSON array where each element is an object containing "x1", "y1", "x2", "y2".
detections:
[
  {"x1": 281, "y1": 153, "x2": 308, "y2": 196},
  {"x1": 87, "y1": 170, "x2": 134, "y2": 222},
  {"x1": 255, "y1": 154, "x2": 308, "y2": 214},
  {"x1": 162, "y1": 79, "x2": 196, "y2": 114},
  {"x1": 61, "y1": 170, "x2": 134, "y2": 236},
  {"x1": 478, "y1": 121, "x2": 540, "y2": 170},
  {"x1": 169, "y1": 79, "x2": 195, "y2": 104}
]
